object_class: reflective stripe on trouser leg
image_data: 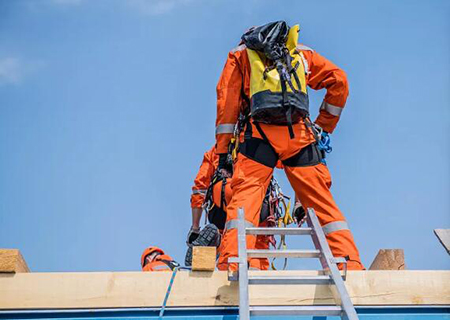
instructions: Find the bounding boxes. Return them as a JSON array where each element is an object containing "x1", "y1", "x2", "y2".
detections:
[
  {"x1": 322, "y1": 221, "x2": 349, "y2": 235},
  {"x1": 284, "y1": 163, "x2": 364, "y2": 270},
  {"x1": 217, "y1": 154, "x2": 274, "y2": 271},
  {"x1": 225, "y1": 219, "x2": 256, "y2": 231}
]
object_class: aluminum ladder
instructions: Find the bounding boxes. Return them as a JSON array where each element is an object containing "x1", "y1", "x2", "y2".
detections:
[{"x1": 229, "y1": 207, "x2": 359, "y2": 320}]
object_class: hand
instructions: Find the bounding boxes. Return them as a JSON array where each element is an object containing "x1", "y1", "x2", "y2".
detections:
[
  {"x1": 293, "y1": 203, "x2": 306, "y2": 226},
  {"x1": 186, "y1": 226, "x2": 200, "y2": 246},
  {"x1": 218, "y1": 153, "x2": 232, "y2": 178},
  {"x1": 219, "y1": 168, "x2": 232, "y2": 178}
]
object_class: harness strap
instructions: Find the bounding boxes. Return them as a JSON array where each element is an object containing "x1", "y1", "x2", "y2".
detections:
[
  {"x1": 239, "y1": 121, "x2": 278, "y2": 168},
  {"x1": 254, "y1": 122, "x2": 270, "y2": 144},
  {"x1": 282, "y1": 142, "x2": 323, "y2": 168},
  {"x1": 285, "y1": 107, "x2": 295, "y2": 139},
  {"x1": 159, "y1": 259, "x2": 179, "y2": 271},
  {"x1": 220, "y1": 177, "x2": 227, "y2": 209},
  {"x1": 304, "y1": 117, "x2": 321, "y2": 143},
  {"x1": 291, "y1": 65, "x2": 302, "y2": 93}
]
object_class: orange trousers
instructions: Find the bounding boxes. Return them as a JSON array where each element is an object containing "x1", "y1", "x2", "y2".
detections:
[
  {"x1": 217, "y1": 121, "x2": 364, "y2": 271},
  {"x1": 213, "y1": 176, "x2": 270, "y2": 270}
]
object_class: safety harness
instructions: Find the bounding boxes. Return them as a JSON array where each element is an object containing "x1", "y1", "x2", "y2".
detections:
[{"x1": 203, "y1": 170, "x2": 228, "y2": 230}]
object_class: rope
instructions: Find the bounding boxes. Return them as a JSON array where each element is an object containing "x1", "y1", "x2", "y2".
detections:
[
  {"x1": 269, "y1": 178, "x2": 293, "y2": 270},
  {"x1": 159, "y1": 266, "x2": 191, "y2": 318},
  {"x1": 318, "y1": 132, "x2": 332, "y2": 154}
]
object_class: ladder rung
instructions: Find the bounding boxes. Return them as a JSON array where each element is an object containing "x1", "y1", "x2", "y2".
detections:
[
  {"x1": 246, "y1": 227, "x2": 312, "y2": 235},
  {"x1": 247, "y1": 249, "x2": 321, "y2": 258},
  {"x1": 248, "y1": 275, "x2": 332, "y2": 285},
  {"x1": 250, "y1": 305, "x2": 343, "y2": 316}
]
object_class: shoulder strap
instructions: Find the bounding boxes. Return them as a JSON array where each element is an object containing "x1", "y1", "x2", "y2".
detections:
[{"x1": 220, "y1": 177, "x2": 227, "y2": 209}]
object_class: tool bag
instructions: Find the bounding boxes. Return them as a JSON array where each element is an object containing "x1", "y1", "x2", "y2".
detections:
[{"x1": 241, "y1": 21, "x2": 309, "y2": 138}]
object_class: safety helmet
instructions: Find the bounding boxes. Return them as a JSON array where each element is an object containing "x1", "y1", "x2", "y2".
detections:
[{"x1": 141, "y1": 246, "x2": 164, "y2": 267}]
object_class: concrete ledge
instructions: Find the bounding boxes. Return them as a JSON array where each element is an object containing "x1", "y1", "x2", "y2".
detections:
[{"x1": 0, "y1": 270, "x2": 449, "y2": 309}]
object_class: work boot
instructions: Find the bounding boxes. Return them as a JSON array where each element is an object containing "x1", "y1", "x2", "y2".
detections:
[{"x1": 185, "y1": 224, "x2": 220, "y2": 267}]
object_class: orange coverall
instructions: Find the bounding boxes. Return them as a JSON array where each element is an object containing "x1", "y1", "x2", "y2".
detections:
[
  {"x1": 190, "y1": 146, "x2": 232, "y2": 209},
  {"x1": 191, "y1": 145, "x2": 270, "y2": 270},
  {"x1": 142, "y1": 254, "x2": 175, "y2": 271},
  {"x1": 215, "y1": 44, "x2": 364, "y2": 271},
  {"x1": 141, "y1": 247, "x2": 175, "y2": 272}
]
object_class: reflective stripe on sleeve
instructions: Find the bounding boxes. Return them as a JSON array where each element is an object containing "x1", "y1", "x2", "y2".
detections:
[
  {"x1": 296, "y1": 44, "x2": 314, "y2": 52},
  {"x1": 215, "y1": 123, "x2": 236, "y2": 135},
  {"x1": 225, "y1": 219, "x2": 256, "y2": 231},
  {"x1": 152, "y1": 265, "x2": 171, "y2": 271},
  {"x1": 320, "y1": 101, "x2": 343, "y2": 117},
  {"x1": 299, "y1": 52, "x2": 309, "y2": 74},
  {"x1": 231, "y1": 44, "x2": 246, "y2": 53},
  {"x1": 192, "y1": 189, "x2": 207, "y2": 195},
  {"x1": 322, "y1": 221, "x2": 349, "y2": 236}
]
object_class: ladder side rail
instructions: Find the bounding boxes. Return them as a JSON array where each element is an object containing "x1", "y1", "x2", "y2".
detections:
[
  {"x1": 237, "y1": 207, "x2": 250, "y2": 320},
  {"x1": 306, "y1": 208, "x2": 359, "y2": 320}
]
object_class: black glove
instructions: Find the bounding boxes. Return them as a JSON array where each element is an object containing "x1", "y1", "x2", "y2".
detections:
[
  {"x1": 218, "y1": 153, "x2": 232, "y2": 177},
  {"x1": 186, "y1": 227, "x2": 200, "y2": 246},
  {"x1": 218, "y1": 153, "x2": 228, "y2": 170},
  {"x1": 293, "y1": 203, "x2": 306, "y2": 226}
]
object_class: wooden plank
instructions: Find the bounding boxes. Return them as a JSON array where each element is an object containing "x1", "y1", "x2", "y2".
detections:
[
  {"x1": 0, "y1": 270, "x2": 449, "y2": 309},
  {"x1": 0, "y1": 249, "x2": 30, "y2": 273},
  {"x1": 434, "y1": 229, "x2": 450, "y2": 255},
  {"x1": 369, "y1": 249, "x2": 406, "y2": 270},
  {"x1": 191, "y1": 247, "x2": 216, "y2": 271}
]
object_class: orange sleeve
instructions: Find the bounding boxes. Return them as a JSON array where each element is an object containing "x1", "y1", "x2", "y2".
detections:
[
  {"x1": 303, "y1": 49, "x2": 349, "y2": 133},
  {"x1": 190, "y1": 147, "x2": 217, "y2": 208},
  {"x1": 215, "y1": 50, "x2": 243, "y2": 154}
]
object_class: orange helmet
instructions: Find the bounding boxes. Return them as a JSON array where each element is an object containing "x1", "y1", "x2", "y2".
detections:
[{"x1": 141, "y1": 246, "x2": 164, "y2": 267}]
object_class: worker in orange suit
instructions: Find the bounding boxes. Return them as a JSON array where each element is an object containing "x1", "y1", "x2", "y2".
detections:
[
  {"x1": 214, "y1": 21, "x2": 364, "y2": 271},
  {"x1": 187, "y1": 145, "x2": 270, "y2": 270},
  {"x1": 141, "y1": 247, "x2": 178, "y2": 272},
  {"x1": 189, "y1": 145, "x2": 231, "y2": 235}
]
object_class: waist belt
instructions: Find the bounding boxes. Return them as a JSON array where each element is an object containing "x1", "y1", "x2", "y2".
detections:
[{"x1": 239, "y1": 121, "x2": 323, "y2": 168}]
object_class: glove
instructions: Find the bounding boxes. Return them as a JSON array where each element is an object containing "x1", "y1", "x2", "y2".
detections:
[
  {"x1": 186, "y1": 226, "x2": 200, "y2": 246},
  {"x1": 217, "y1": 153, "x2": 232, "y2": 178},
  {"x1": 293, "y1": 202, "x2": 306, "y2": 226},
  {"x1": 218, "y1": 153, "x2": 228, "y2": 170}
]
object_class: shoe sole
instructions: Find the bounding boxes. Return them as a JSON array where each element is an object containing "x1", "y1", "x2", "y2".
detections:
[{"x1": 185, "y1": 224, "x2": 220, "y2": 266}]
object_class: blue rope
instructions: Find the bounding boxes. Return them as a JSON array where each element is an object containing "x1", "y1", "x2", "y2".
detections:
[
  {"x1": 318, "y1": 132, "x2": 332, "y2": 164},
  {"x1": 159, "y1": 266, "x2": 178, "y2": 318},
  {"x1": 159, "y1": 266, "x2": 191, "y2": 319}
]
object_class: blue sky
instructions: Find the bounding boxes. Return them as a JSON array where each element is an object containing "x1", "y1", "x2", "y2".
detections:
[{"x1": 0, "y1": 0, "x2": 449, "y2": 272}]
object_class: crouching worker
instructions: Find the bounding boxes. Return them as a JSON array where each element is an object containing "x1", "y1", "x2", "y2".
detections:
[
  {"x1": 185, "y1": 145, "x2": 225, "y2": 267},
  {"x1": 141, "y1": 246, "x2": 179, "y2": 272},
  {"x1": 186, "y1": 145, "x2": 281, "y2": 270}
]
